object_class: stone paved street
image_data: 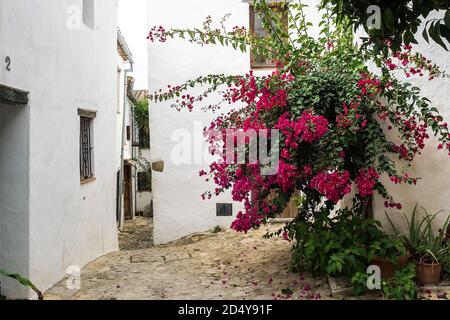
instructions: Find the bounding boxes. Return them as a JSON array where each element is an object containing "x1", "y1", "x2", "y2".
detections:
[
  {"x1": 118, "y1": 216, "x2": 154, "y2": 251},
  {"x1": 44, "y1": 217, "x2": 450, "y2": 300},
  {"x1": 45, "y1": 218, "x2": 332, "y2": 300}
]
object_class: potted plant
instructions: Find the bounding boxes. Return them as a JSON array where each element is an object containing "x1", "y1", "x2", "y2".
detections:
[
  {"x1": 415, "y1": 211, "x2": 450, "y2": 285},
  {"x1": 386, "y1": 205, "x2": 450, "y2": 285},
  {"x1": 371, "y1": 235, "x2": 408, "y2": 280},
  {"x1": 416, "y1": 256, "x2": 442, "y2": 285}
]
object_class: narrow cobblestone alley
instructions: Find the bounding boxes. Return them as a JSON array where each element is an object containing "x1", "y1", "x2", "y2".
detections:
[{"x1": 44, "y1": 219, "x2": 333, "y2": 300}]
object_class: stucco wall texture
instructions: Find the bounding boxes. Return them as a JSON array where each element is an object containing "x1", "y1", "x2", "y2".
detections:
[
  {"x1": 148, "y1": 0, "x2": 323, "y2": 244},
  {"x1": 0, "y1": 0, "x2": 119, "y2": 299},
  {"x1": 372, "y1": 11, "x2": 450, "y2": 233}
]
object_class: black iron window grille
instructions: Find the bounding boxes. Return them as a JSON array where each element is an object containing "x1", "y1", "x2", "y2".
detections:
[
  {"x1": 79, "y1": 116, "x2": 94, "y2": 180},
  {"x1": 132, "y1": 119, "x2": 140, "y2": 147}
]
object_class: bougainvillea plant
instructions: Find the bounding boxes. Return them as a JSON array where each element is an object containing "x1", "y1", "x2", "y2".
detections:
[{"x1": 148, "y1": 0, "x2": 449, "y2": 281}]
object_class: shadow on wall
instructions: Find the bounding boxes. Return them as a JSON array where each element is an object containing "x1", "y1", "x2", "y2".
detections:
[{"x1": 0, "y1": 103, "x2": 31, "y2": 299}]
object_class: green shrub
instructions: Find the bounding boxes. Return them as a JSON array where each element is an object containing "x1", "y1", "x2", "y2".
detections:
[
  {"x1": 290, "y1": 204, "x2": 405, "y2": 279},
  {"x1": 381, "y1": 264, "x2": 417, "y2": 300}
]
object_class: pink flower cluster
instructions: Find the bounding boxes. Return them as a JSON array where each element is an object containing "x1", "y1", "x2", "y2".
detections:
[
  {"x1": 391, "y1": 144, "x2": 412, "y2": 161},
  {"x1": 392, "y1": 112, "x2": 429, "y2": 151},
  {"x1": 231, "y1": 26, "x2": 247, "y2": 37},
  {"x1": 226, "y1": 72, "x2": 258, "y2": 105},
  {"x1": 385, "y1": 44, "x2": 442, "y2": 80},
  {"x1": 336, "y1": 101, "x2": 367, "y2": 130},
  {"x1": 389, "y1": 172, "x2": 418, "y2": 185},
  {"x1": 309, "y1": 171, "x2": 352, "y2": 203},
  {"x1": 388, "y1": 112, "x2": 431, "y2": 160},
  {"x1": 276, "y1": 111, "x2": 329, "y2": 148},
  {"x1": 225, "y1": 70, "x2": 292, "y2": 111},
  {"x1": 231, "y1": 210, "x2": 263, "y2": 233},
  {"x1": 384, "y1": 200, "x2": 402, "y2": 210},
  {"x1": 147, "y1": 26, "x2": 167, "y2": 42},
  {"x1": 296, "y1": 111, "x2": 329, "y2": 143},
  {"x1": 256, "y1": 89, "x2": 288, "y2": 111},
  {"x1": 276, "y1": 161, "x2": 300, "y2": 192},
  {"x1": 355, "y1": 167, "x2": 380, "y2": 197},
  {"x1": 357, "y1": 74, "x2": 381, "y2": 96}
]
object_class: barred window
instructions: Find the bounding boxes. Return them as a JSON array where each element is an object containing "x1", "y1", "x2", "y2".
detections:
[{"x1": 79, "y1": 109, "x2": 96, "y2": 182}]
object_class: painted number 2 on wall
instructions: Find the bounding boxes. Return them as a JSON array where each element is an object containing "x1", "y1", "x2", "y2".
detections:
[{"x1": 5, "y1": 56, "x2": 11, "y2": 71}]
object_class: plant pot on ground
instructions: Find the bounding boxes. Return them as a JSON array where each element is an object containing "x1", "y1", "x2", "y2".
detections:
[
  {"x1": 386, "y1": 204, "x2": 450, "y2": 286},
  {"x1": 416, "y1": 261, "x2": 442, "y2": 285},
  {"x1": 372, "y1": 255, "x2": 409, "y2": 280},
  {"x1": 370, "y1": 233, "x2": 408, "y2": 280}
]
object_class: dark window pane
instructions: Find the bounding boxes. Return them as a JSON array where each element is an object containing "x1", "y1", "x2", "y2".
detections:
[{"x1": 137, "y1": 172, "x2": 151, "y2": 192}]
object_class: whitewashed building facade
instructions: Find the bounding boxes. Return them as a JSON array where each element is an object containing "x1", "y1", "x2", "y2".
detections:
[
  {"x1": 148, "y1": 0, "x2": 450, "y2": 244},
  {"x1": 0, "y1": 0, "x2": 119, "y2": 299}
]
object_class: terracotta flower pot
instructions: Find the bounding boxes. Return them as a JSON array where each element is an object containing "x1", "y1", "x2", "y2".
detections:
[
  {"x1": 416, "y1": 262, "x2": 442, "y2": 285},
  {"x1": 371, "y1": 255, "x2": 409, "y2": 280}
]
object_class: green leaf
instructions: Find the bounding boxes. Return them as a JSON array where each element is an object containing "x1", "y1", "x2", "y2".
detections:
[
  {"x1": 445, "y1": 11, "x2": 450, "y2": 29},
  {"x1": 429, "y1": 22, "x2": 448, "y2": 50},
  {"x1": 440, "y1": 25, "x2": 450, "y2": 44},
  {"x1": 403, "y1": 30, "x2": 414, "y2": 44},
  {"x1": 382, "y1": 9, "x2": 395, "y2": 34},
  {"x1": 0, "y1": 268, "x2": 43, "y2": 300},
  {"x1": 281, "y1": 288, "x2": 294, "y2": 295}
]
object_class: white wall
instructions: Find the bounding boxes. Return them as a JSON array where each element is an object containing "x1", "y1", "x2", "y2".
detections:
[
  {"x1": 136, "y1": 148, "x2": 152, "y2": 215},
  {"x1": 372, "y1": 12, "x2": 450, "y2": 231},
  {"x1": 0, "y1": 0, "x2": 119, "y2": 298},
  {"x1": 136, "y1": 190, "x2": 152, "y2": 215},
  {"x1": 148, "y1": 0, "x2": 322, "y2": 244},
  {"x1": 148, "y1": 0, "x2": 255, "y2": 244}
]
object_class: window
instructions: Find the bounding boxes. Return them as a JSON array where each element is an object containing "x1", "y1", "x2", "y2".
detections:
[
  {"x1": 132, "y1": 120, "x2": 141, "y2": 147},
  {"x1": 126, "y1": 125, "x2": 131, "y2": 141},
  {"x1": 137, "y1": 172, "x2": 151, "y2": 192},
  {"x1": 116, "y1": 170, "x2": 121, "y2": 224},
  {"x1": 249, "y1": 4, "x2": 288, "y2": 68},
  {"x1": 79, "y1": 109, "x2": 96, "y2": 182},
  {"x1": 139, "y1": 129, "x2": 150, "y2": 149}
]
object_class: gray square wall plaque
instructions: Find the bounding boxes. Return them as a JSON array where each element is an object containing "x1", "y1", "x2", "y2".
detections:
[{"x1": 216, "y1": 203, "x2": 233, "y2": 216}]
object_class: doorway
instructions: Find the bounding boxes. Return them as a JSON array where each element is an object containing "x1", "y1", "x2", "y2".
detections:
[{"x1": 124, "y1": 163, "x2": 133, "y2": 220}]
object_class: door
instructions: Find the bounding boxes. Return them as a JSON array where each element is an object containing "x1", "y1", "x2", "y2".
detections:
[
  {"x1": 116, "y1": 170, "x2": 121, "y2": 224},
  {"x1": 252, "y1": 190, "x2": 298, "y2": 219},
  {"x1": 124, "y1": 164, "x2": 133, "y2": 220},
  {"x1": 267, "y1": 190, "x2": 298, "y2": 218}
]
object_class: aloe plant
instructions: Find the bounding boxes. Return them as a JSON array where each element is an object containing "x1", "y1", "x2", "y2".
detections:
[
  {"x1": 386, "y1": 204, "x2": 450, "y2": 264},
  {"x1": 0, "y1": 268, "x2": 43, "y2": 300},
  {"x1": 419, "y1": 208, "x2": 450, "y2": 264}
]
